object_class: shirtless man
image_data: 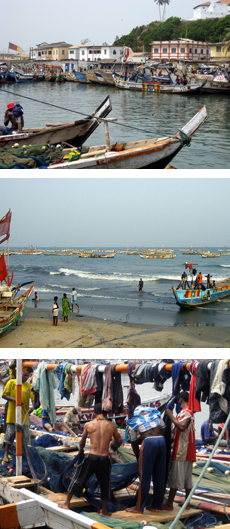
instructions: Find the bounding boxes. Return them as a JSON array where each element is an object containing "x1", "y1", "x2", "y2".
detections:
[
  {"x1": 125, "y1": 406, "x2": 166, "y2": 513},
  {"x1": 0, "y1": 102, "x2": 24, "y2": 135},
  {"x1": 58, "y1": 403, "x2": 122, "y2": 516}
]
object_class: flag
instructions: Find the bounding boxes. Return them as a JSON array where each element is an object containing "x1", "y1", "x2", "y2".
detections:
[
  {"x1": 9, "y1": 42, "x2": 22, "y2": 52},
  {"x1": 0, "y1": 209, "x2": 11, "y2": 245},
  {"x1": 124, "y1": 46, "x2": 129, "y2": 63},
  {"x1": 0, "y1": 254, "x2": 8, "y2": 283}
]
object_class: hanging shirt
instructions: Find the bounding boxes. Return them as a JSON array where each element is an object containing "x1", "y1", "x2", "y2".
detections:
[
  {"x1": 127, "y1": 406, "x2": 165, "y2": 441},
  {"x1": 171, "y1": 407, "x2": 196, "y2": 461},
  {"x1": 2, "y1": 378, "x2": 34, "y2": 425}
]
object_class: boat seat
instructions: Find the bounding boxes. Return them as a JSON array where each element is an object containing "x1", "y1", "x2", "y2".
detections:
[{"x1": 0, "y1": 311, "x2": 13, "y2": 319}]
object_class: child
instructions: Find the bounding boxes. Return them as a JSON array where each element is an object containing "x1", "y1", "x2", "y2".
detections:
[{"x1": 52, "y1": 296, "x2": 59, "y2": 326}]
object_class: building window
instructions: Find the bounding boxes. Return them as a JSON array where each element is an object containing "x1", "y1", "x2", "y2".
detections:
[
  {"x1": 154, "y1": 48, "x2": 159, "y2": 53},
  {"x1": 104, "y1": 50, "x2": 107, "y2": 54},
  {"x1": 189, "y1": 48, "x2": 192, "y2": 53},
  {"x1": 216, "y1": 46, "x2": 221, "y2": 52},
  {"x1": 48, "y1": 51, "x2": 52, "y2": 55},
  {"x1": 82, "y1": 51, "x2": 85, "y2": 55},
  {"x1": 207, "y1": 49, "x2": 209, "y2": 54},
  {"x1": 70, "y1": 50, "x2": 74, "y2": 54},
  {"x1": 201, "y1": 49, "x2": 203, "y2": 54},
  {"x1": 180, "y1": 48, "x2": 185, "y2": 53},
  {"x1": 38, "y1": 52, "x2": 41, "y2": 57},
  {"x1": 113, "y1": 50, "x2": 116, "y2": 54},
  {"x1": 162, "y1": 48, "x2": 167, "y2": 53},
  {"x1": 42, "y1": 51, "x2": 44, "y2": 55},
  {"x1": 56, "y1": 50, "x2": 58, "y2": 54},
  {"x1": 171, "y1": 48, "x2": 176, "y2": 53},
  {"x1": 62, "y1": 50, "x2": 65, "y2": 55},
  {"x1": 45, "y1": 51, "x2": 47, "y2": 55},
  {"x1": 195, "y1": 49, "x2": 197, "y2": 54}
]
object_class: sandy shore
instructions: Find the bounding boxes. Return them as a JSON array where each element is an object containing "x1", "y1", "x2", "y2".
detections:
[{"x1": 0, "y1": 308, "x2": 229, "y2": 349}]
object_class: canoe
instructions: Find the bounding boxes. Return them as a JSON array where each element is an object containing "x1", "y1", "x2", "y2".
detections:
[
  {"x1": 201, "y1": 74, "x2": 230, "y2": 93},
  {"x1": 114, "y1": 77, "x2": 205, "y2": 93},
  {"x1": 47, "y1": 105, "x2": 208, "y2": 170},
  {"x1": 140, "y1": 254, "x2": 176, "y2": 259},
  {"x1": 0, "y1": 285, "x2": 34, "y2": 335},
  {"x1": 172, "y1": 276, "x2": 230, "y2": 308},
  {"x1": 0, "y1": 95, "x2": 112, "y2": 148}
]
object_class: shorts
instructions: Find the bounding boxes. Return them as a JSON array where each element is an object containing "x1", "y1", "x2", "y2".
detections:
[
  {"x1": 169, "y1": 460, "x2": 193, "y2": 489},
  {"x1": 1, "y1": 127, "x2": 13, "y2": 136},
  {"x1": 4, "y1": 423, "x2": 30, "y2": 446},
  {"x1": 68, "y1": 453, "x2": 111, "y2": 501}
]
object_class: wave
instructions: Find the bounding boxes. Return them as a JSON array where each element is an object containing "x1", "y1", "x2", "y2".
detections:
[{"x1": 54, "y1": 268, "x2": 183, "y2": 283}]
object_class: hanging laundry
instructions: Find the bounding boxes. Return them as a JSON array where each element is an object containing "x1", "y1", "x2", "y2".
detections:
[
  {"x1": 126, "y1": 363, "x2": 141, "y2": 419},
  {"x1": 33, "y1": 361, "x2": 57, "y2": 424},
  {"x1": 188, "y1": 361, "x2": 201, "y2": 413},
  {"x1": 54, "y1": 363, "x2": 71, "y2": 401},
  {"x1": 77, "y1": 365, "x2": 95, "y2": 408},
  {"x1": 171, "y1": 361, "x2": 191, "y2": 414},
  {"x1": 102, "y1": 365, "x2": 123, "y2": 414},
  {"x1": 81, "y1": 364, "x2": 97, "y2": 395},
  {"x1": 195, "y1": 360, "x2": 211, "y2": 404},
  {"x1": 131, "y1": 363, "x2": 153, "y2": 384},
  {"x1": 209, "y1": 359, "x2": 230, "y2": 423},
  {"x1": 149, "y1": 360, "x2": 174, "y2": 391},
  {"x1": 64, "y1": 364, "x2": 74, "y2": 395}
]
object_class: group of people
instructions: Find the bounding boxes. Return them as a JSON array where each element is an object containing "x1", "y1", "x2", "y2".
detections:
[
  {"x1": 178, "y1": 270, "x2": 216, "y2": 291},
  {"x1": 0, "y1": 102, "x2": 24, "y2": 136},
  {"x1": 52, "y1": 288, "x2": 80, "y2": 326}
]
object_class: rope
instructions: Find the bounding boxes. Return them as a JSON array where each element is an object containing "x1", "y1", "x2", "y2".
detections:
[
  {"x1": 174, "y1": 129, "x2": 191, "y2": 147},
  {"x1": 0, "y1": 87, "x2": 184, "y2": 138}
]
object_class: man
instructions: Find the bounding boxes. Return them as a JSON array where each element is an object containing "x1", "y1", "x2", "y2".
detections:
[
  {"x1": 64, "y1": 406, "x2": 83, "y2": 434},
  {"x1": 0, "y1": 102, "x2": 24, "y2": 136},
  {"x1": 2, "y1": 369, "x2": 34, "y2": 463},
  {"x1": 138, "y1": 278, "x2": 144, "y2": 292},
  {"x1": 163, "y1": 391, "x2": 196, "y2": 511},
  {"x1": 125, "y1": 406, "x2": 166, "y2": 513},
  {"x1": 58, "y1": 403, "x2": 122, "y2": 515},
  {"x1": 201, "y1": 419, "x2": 218, "y2": 445},
  {"x1": 196, "y1": 272, "x2": 205, "y2": 290},
  {"x1": 71, "y1": 287, "x2": 80, "y2": 313}
]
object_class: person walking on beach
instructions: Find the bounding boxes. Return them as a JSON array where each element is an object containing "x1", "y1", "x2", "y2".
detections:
[
  {"x1": 58, "y1": 403, "x2": 122, "y2": 515},
  {"x1": 125, "y1": 406, "x2": 166, "y2": 513},
  {"x1": 71, "y1": 287, "x2": 80, "y2": 313},
  {"x1": 52, "y1": 296, "x2": 59, "y2": 326},
  {"x1": 139, "y1": 278, "x2": 144, "y2": 291},
  {"x1": 2, "y1": 369, "x2": 34, "y2": 463},
  {"x1": 162, "y1": 391, "x2": 196, "y2": 511},
  {"x1": 62, "y1": 293, "x2": 70, "y2": 322}
]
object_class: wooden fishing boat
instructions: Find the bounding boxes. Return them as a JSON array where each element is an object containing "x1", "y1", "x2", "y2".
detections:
[
  {"x1": 99, "y1": 70, "x2": 116, "y2": 85},
  {"x1": 201, "y1": 73, "x2": 230, "y2": 93},
  {"x1": 0, "y1": 285, "x2": 34, "y2": 335},
  {"x1": 48, "y1": 106, "x2": 208, "y2": 170},
  {"x1": 140, "y1": 254, "x2": 176, "y2": 259},
  {"x1": 202, "y1": 253, "x2": 221, "y2": 258},
  {"x1": 73, "y1": 71, "x2": 91, "y2": 83},
  {"x1": 78, "y1": 252, "x2": 116, "y2": 258},
  {"x1": 0, "y1": 96, "x2": 112, "y2": 149},
  {"x1": 114, "y1": 77, "x2": 205, "y2": 93},
  {"x1": 172, "y1": 276, "x2": 230, "y2": 308}
]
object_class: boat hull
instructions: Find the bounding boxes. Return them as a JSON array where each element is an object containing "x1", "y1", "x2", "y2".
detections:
[
  {"x1": 172, "y1": 284, "x2": 230, "y2": 308},
  {"x1": 114, "y1": 78, "x2": 204, "y2": 93},
  {"x1": 0, "y1": 285, "x2": 34, "y2": 335}
]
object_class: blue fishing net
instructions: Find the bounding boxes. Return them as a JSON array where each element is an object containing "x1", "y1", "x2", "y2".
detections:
[{"x1": 184, "y1": 512, "x2": 222, "y2": 529}]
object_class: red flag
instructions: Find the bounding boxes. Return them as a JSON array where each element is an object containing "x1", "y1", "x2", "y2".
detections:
[
  {"x1": 124, "y1": 46, "x2": 129, "y2": 63},
  {"x1": 0, "y1": 254, "x2": 8, "y2": 282},
  {"x1": 0, "y1": 210, "x2": 11, "y2": 245}
]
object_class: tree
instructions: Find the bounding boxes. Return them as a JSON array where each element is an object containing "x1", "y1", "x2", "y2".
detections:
[
  {"x1": 222, "y1": 27, "x2": 230, "y2": 55},
  {"x1": 154, "y1": 0, "x2": 170, "y2": 22}
]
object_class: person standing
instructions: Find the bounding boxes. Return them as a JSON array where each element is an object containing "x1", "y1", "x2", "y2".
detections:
[
  {"x1": 2, "y1": 369, "x2": 34, "y2": 463},
  {"x1": 125, "y1": 406, "x2": 166, "y2": 513},
  {"x1": 58, "y1": 403, "x2": 122, "y2": 515},
  {"x1": 71, "y1": 287, "x2": 80, "y2": 313},
  {"x1": 138, "y1": 278, "x2": 144, "y2": 291},
  {"x1": 62, "y1": 293, "x2": 70, "y2": 322},
  {"x1": 52, "y1": 296, "x2": 59, "y2": 326},
  {"x1": 162, "y1": 391, "x2": 196, "y2": 511}
]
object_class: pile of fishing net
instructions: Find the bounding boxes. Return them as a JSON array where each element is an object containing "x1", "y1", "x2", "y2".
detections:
[{"x1": 0, "y1": 144, "x2": 66, "y2": 169}]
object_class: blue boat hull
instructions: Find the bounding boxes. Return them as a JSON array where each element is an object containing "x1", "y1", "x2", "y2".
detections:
[{"x1": 172, "y1": 284, "x2": 230, "y2": 308}]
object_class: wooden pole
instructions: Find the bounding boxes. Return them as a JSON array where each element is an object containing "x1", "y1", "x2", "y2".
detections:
[
  {"x1": 16, "y1": 359, "x2": 22, "y2": 476},
  {"x1": 22, "y1": 361, "x2": 191, "y2": 373}
]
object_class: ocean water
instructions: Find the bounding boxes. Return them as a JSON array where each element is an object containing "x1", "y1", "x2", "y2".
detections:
[
  {"x1": 0, "y1": 81, "x2": 230, "y2": 168},
  {"x1": 8, "y1": 247, "x2": 230, "y2": 328}
]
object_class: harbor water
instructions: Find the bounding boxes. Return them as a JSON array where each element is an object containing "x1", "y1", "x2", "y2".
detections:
[
  {"x1": 8, "y1": 247, "x2": 230, "y2": 328},
  {"x1": 0, "y1": 82, "x2": 230, "y2": 168}
]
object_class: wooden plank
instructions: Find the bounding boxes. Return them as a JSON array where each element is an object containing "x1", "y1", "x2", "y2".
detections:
[
  {"x1": 46, "y1": 444, "x2": 79, "y2": 452},
  {"x1": 113, "y1": 504, "x2": 202, "y2": 523}
]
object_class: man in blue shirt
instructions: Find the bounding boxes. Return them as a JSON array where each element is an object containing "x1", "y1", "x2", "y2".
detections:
[{"x1": 201, "y1": 420, "x2": 217, "y2": 445}]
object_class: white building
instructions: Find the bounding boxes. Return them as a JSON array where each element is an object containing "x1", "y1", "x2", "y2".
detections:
[
  {"x1": 68, "y1": 44, "x2": 123, "y2": 62},
  {"x1": 193, "y1": 0, "x2": 230, "y2": 20}
]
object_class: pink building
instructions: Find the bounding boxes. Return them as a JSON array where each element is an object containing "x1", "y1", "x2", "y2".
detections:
[{"x1": 150, "y1": 39, "x2": 210, "y2": 62}]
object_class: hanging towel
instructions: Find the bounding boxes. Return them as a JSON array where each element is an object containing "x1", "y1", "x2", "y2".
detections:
[
  {"x1": 188, "y1": 361, "x2": 201, "y2": 413},
  {"x1": 54, "y1": 363, "x2": 70, "y2": 400},
  {"x1": 33, "y1": 361, "x2": 57, "y2": 424}
]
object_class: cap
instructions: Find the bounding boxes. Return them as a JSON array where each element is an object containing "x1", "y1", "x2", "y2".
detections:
[{"x1": 7, "y1": 103, "x2": 15, "y2": 110}]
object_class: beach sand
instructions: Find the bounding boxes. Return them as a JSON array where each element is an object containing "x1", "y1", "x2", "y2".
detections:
[{"x1": 0, "y1": 308, "x2": 229, "y2": 348}]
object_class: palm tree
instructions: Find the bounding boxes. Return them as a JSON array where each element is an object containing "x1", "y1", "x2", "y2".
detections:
[
  {"x1": 154, "y1": 0, "x2": 170, "y2": 22},
  {"x1": 222, "y1": 28, "x2": 230, "y2": 56}
]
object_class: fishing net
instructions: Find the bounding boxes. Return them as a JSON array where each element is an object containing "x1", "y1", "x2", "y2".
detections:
[
  {"x1": 0, "y1": 144, "x2": 66, "y2": 169},
  {"x1": 192, "y1": 461, "x2": 230, "y2": 495}
]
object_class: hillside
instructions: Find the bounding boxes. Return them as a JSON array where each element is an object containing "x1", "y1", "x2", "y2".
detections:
[{"x1": 113, "y1": 15, "x2": 230, "y2": 52}]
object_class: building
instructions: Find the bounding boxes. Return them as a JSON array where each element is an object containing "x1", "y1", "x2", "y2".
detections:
[
  {"x1": 30, "y1": 42, "x2": 72, "y2": 61},
  {"x1": 68, "y1": 44, "x2": 123, "y2": 62},
  {"x1": 150, "y1": 39, "x2": 210, "y2": 62},
  {"x1": 193, "y1": 1, "x2": 230, "y2": 20},
  {"x1": 209, "y1": 41, "x2": 230, "y2": 61}
]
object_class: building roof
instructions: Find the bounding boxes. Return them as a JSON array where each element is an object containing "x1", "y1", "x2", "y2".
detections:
[
  {"x1": 194, "y1": 0, "x2": 230, "y2": 7},
  {"x1": 69, "y1": 44, "x2": 121, "y2": 49}
]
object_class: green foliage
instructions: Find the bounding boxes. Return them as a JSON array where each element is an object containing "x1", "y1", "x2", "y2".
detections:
[{"x1": 113, "y1": 14, "x2": 230, "y2": 52}]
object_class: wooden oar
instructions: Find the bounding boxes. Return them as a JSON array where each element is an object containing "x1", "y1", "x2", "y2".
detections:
[{"x1": 60, "y1": 419, "x2": 77, "y2": 438}]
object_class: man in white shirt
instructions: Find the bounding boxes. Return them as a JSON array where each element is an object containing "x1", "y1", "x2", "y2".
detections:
[{"x1": 71, "y1": 287, "x2": 80, "y2": 313}]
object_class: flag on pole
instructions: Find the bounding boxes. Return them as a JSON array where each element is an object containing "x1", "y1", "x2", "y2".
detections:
[
  {"x1": 9, "y1": 42, "x2": 22, "y2": 52},
  {"x1": 124, "y1": 46, "x2": 130, "y2": 64},
  {"x1": 0, "y1": 209, "x2": 11, "y2": 245}
]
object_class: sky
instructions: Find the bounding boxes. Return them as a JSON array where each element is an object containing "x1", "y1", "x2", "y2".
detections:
[
  {"x1": 0, "y1": 0, "x2": 197, "y2": 55},
  {"x1": 1, "y1": 177, "x2": 230, "y2": 248}
]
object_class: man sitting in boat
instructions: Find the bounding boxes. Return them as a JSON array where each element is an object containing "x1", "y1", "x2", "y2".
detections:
[
  {"x1": 196, "y1": 272, "x2": 206, "y2": 290},
  {"x1": 0, "y1": 102, "x2": 24, "y2": 135},
  {"x1": 125, "y1": 406, "x2": 166, "y2": 513},
  {"x1": 201, "y1": 419, "x2": 218, "y2": 445},
  {"x1": 64, "y1": 406, "x2": 83, "y2": 435}
]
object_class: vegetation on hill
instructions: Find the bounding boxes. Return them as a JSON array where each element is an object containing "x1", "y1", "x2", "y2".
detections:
[{"x1": 113, "y1": 15, "x2": 230, "y2": 52}]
